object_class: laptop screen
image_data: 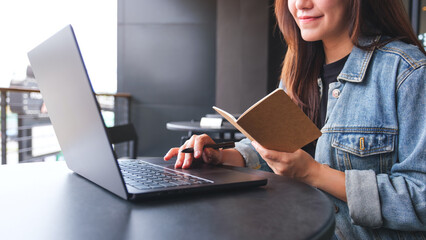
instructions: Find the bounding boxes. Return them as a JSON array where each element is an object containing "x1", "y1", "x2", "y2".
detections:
[{"x1": 28, "y1": 25, "x2": 128, "y2": 199}]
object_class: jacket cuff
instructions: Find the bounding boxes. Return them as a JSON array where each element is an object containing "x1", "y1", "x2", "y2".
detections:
[
  {"x1": 234, "y1": 140, "x2": 260, "y2": 169},
  {"x1": 346, "y1": 169, "x2": 383, "y2": 228}
]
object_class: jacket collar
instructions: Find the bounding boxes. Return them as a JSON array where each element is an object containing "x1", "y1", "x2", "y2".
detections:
[{"x1": 337, "y1": 35, "x2": 381, "y2": 83}]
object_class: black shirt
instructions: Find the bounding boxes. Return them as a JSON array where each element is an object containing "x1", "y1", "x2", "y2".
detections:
[
  {"x1": 319, "y1": 55, "x2": 349, "y2": 129},
  {"x1": 303, "y1": 55, "x2": 349, "y2": 158}
]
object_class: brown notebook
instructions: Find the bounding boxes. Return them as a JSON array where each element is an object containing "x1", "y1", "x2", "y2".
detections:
[{"x1": 213, "y1": 88, "x2": 322, "y2": 152}]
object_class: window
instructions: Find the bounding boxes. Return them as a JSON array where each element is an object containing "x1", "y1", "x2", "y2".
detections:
[{"x1": 0, "y1": 0, "x2": 117, "y2": 93}]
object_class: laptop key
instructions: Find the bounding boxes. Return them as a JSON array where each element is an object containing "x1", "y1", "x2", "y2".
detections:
[
  {"x1": 133, "y1": 185, "x2": 151, "y2": 190},
  {"x1": 176, "y1": 181, "x2": 191, "y2": 186},
  {"x1": 159, "y1": 182, "x2": 178, "y2": 187}
]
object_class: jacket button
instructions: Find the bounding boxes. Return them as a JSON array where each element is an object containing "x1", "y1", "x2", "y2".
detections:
[
  {"x1": 334, "y1": 204, "x2": 339, "y2": 213},
  {"x1": 332, "y1": 89, "x2": 340, "y2": 98}
]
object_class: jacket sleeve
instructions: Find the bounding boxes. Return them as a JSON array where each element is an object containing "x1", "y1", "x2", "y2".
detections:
[
  {"x1": 346, "y1": 65, "x2": 426, "y2": 231},
  {"x1": 234, "y1": 138, "x2": 273, "y2": 172}
]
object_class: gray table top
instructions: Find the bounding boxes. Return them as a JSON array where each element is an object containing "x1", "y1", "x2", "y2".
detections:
[
  {"x1": 166, "y1": 121, "x2": 239, "y2": 133},
  {"x1": 0, "y1": 159, "x2": 335, "y2": 240}
]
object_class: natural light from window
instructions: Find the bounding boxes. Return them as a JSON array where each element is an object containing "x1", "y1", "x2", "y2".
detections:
[{"x1": 0, "y1": 0, "x2": 117, "y2": 93}]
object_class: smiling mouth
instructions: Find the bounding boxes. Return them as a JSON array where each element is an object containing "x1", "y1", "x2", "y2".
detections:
[{"x1": 298, "y1": 16, "x2": 322, "y2": 23}]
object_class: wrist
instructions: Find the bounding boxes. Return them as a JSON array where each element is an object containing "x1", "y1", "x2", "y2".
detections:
[
  {"x1": 305, "y1": 161, "x2": 326, "y2": 188},
  {"x1": 217, "y1": 149, "x2": 224, "y2": 165},
  {"x1": 221, "y1": 149, "x2": 245, "y2": 167},
  {"x1": 307, "y1": 163, "x2": 347, "y2": 201}
]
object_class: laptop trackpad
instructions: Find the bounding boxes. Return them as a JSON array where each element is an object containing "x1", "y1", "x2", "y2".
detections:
[{"x1": 161, "y1": 160, "x2": 263, "y2": 184}]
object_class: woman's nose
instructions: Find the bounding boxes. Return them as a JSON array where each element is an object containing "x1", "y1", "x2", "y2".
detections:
[{"x1": 295, "y1": 0, "x2": 313, "y2": 10}]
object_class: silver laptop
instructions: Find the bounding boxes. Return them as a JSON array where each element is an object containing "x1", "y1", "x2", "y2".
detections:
[{"x1": 27, "y1": 25, "x2": 267, "y2": 200}]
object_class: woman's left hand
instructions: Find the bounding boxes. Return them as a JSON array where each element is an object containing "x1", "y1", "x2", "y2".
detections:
[
  {"x1": 252, "y1": 141, "x2": 347, "y2": 201},
  {"x1": 251, "y1": 141, "x2": 321, "y2": 184}
]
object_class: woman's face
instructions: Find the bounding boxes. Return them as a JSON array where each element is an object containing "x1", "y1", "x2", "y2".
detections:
[{"x1": 288, "y1": 0, "x2": 350, "y2": 43}]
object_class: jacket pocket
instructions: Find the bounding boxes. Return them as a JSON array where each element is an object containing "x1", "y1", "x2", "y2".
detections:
[
  {"x1": 332, "y1": 132, "x2": 395, "y2": 157},
  {"x1": 331, "y1": 132, "x2": 396, "y2": 172}
]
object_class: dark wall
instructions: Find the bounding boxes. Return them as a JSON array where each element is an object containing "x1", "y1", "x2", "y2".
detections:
[
  {"x1": 267, "y1": 0, "x2": 287, "y2": 92},
  {"x1": 215, "y1": 0, "x2": 286, "y2": 113},
  {"x1": 118, "y1": 0, "x2": 217, "y2": 156},
  {"x1": 215, "y1": 0, "x2": 269, "y2": 113}
]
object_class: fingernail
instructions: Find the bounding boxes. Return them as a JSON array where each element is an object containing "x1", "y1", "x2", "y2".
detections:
[{"x1": 195, "y1": 150, "x2": 201, "y2": 158}]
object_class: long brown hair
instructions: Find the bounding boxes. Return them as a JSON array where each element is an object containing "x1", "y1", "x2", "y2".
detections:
[{"x1": 275, "y1": 0, "x2": 425, "y2": 124}]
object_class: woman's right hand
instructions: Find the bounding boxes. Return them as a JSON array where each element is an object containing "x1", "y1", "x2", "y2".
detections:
[{"x1": 163, "y1": 134, "x2": 223, "y2": 169}]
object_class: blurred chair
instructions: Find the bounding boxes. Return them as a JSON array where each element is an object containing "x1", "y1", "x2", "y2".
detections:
[{"x1": 106, "y1": 123, "x2": 138, "y2": 159}]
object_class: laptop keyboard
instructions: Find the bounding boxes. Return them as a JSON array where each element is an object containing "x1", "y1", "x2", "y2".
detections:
[{"x1": 119, "y1": 159, "x2": 214, "y2": 190}]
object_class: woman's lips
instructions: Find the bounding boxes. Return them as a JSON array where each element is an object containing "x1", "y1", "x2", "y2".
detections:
[{"x1": 298, "y1": 16, "x2": 322, "y2": 23}]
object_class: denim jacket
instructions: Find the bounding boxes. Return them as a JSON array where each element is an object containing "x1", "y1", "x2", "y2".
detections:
[{"x1": 234, "y1": 36, "x2": 426, "y2": 239}]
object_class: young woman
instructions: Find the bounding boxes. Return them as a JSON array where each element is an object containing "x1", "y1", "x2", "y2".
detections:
[{"x1": 164, "y1": 0, "x2": 426, "y2": 238}]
